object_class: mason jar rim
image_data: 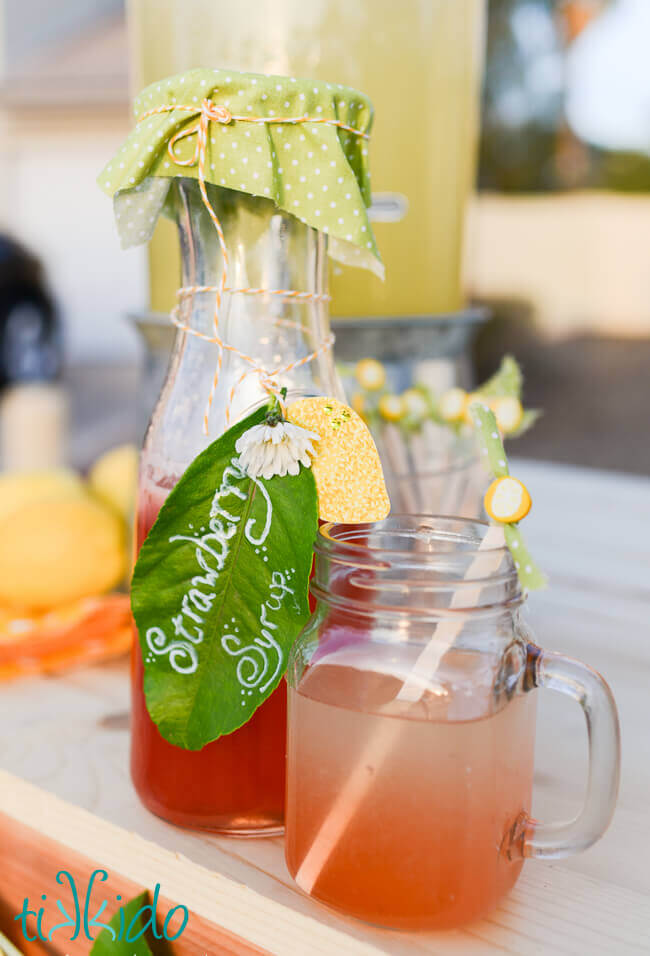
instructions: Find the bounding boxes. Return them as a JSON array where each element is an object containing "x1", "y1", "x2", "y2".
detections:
[
  {"x1": 316, "y1": 514, "x2": 520, "y2": 582},
  {"x1": 318, "y1": 513, "x2": 508, "y2": 555},
  {"x1": 313, "y1": 515, "x2": 523, "y2": 617}
]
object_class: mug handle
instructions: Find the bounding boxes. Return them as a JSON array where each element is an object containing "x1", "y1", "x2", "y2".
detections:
[{"x1": 507, "y1": 643, "x2": 621, "y2": 861}]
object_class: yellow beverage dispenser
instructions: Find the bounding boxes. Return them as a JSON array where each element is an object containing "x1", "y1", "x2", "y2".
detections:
[
  {"x1": 127, "y1": 0, "x2": 489, "y2": 514},
  {"x1": 128, "y1": 0, "x2": 486, "y2": 331}
]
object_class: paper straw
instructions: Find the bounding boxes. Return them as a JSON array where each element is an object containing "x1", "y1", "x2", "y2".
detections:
[
  {"x1": 397, "y1": 523, "x2": 505, "y2": 701},
  {"x1": 294, "y1": 523, "x2": 506, "y2": 894},
  {"x1": 381, "y1": 423, "x2": 419, "y2": 512},
  {"x1": 408, "y1": 428, "x2": 429, "y2": 511},
  {"x1": 437, "y1": 464, "x2": 464, "y2": 516},
  {"x1": 459, "y1": 455, "x2": 484, "y2": 519}
]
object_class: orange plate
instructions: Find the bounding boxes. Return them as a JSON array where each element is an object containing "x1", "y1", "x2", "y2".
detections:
[{"x1": 0, "y1": 594, "x2": 132, "y2": 680}]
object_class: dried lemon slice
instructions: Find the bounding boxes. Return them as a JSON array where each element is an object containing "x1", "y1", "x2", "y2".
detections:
[
  {"x1": 439, "y1": 387, "x2": 468, "y2": 423},
  {"x1": 378, "y1": 393, "x2": 405, "y2": 422},
  {"x1": 484, "y1": 476, "x2": 531, "y2": 524},
  {"x1": 355, "y1": 357, "x2": 386, "y2": 391},
  {"x1": 491, "y1": 396, "x2": 524, "y2": 435},
  {"x1": 286, "y1": 397, "x2": 390, "y2": 523},
  {"x1": 462, "y1": 391, "x2": 484, "y2": 425},
  {"x1": 402, "y1": 388, "x2": 429, "y2": 423}
]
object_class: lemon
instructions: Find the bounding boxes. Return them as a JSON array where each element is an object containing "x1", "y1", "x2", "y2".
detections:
[
  {"x1": 89, "y1": 443, "x2": 138, "y2": 521},
  {"x1": 491, "y1": 396, "x2": 524, "y2": 435},
  {"x1": 438, "y1": 388, "x2": 468, "y2": 423},
  {"x1": 0, "y1": 495, "x2": 126, "y2": 609},
  {"x1": 0, "y1": 468, "x2": 84, "y2": 526},
  {"x1": 484, "y1": 476, "x2": 531, "y2": 524},
  {"x1": 355, "y1": 358, "x2": 386, "y2": 391},
  {"x1": 378, "y1": 394, "x2": 405, "y2": 422}
]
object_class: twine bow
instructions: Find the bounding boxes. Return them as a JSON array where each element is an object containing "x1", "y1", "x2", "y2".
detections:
[{"x1": 137, "y1": 97, "x2": 370, "y2": 434}]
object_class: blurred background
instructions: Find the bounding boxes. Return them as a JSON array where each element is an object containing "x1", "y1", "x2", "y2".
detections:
[{"x1": 0, "y1": 0, "x2": 647, "y2": 474}]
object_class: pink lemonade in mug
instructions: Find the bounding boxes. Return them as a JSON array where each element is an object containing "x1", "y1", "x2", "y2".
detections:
[
  {"x1": 287, "y1": 659, "x2": 536, "y2": 929},
  {"x1": 285, "y1": 518, "x2": 620, "y2": 930}
]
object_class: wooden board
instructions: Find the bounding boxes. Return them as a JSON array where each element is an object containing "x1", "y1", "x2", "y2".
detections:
[
  {"x1": 0, "y1": 776, "x2": 383, "y2": 955},
  {"x1": 0, "y1": 803, "x2": 267, "y2": 956},
  {"x1": 1, "y1": 461, "x2": 649, "y2": 954}
]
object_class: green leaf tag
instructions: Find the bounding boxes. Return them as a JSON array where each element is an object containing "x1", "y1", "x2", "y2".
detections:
[{"x1": 131, "y1": 407, "x2": 318, "y2": 750}]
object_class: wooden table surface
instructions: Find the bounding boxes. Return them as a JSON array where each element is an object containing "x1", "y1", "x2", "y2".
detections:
[{"x1": 1, "y1": 459, "x2": 649, "y2": 955}]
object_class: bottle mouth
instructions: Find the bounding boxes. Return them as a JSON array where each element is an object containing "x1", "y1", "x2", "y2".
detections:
[{"x1": 313, "y1": 514, "x2": 522, "y2": 617}]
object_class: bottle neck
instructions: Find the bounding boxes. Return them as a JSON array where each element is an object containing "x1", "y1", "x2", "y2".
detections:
[
  {"x1": 173, "y1": 180, "x2": 330, "y2": 305},
  {"x1": 143, "y1": 180, "x2": 340, "y2": 477}
]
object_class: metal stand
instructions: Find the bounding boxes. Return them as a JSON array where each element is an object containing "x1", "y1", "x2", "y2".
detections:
[{"x1": 331, "y1": 307, "x2": 489, "y2": 392}]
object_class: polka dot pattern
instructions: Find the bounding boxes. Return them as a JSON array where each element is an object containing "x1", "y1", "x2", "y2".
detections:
[
  {"x1": 98, "y1": 67, "x2": 383, "y2": 278},
  {"x1": 471, "y1": 402, "x2": 547, "y2": 592}
]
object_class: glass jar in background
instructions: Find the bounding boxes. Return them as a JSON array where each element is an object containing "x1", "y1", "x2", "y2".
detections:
[
  {"x1": 374, "y1": 427, "x2": 484, "y2": 518},
  {"x1": 336, "y1": 313, "x2": 488, "y2": 517},
  {"x1": 132, "y1": 179, "x2": 340, "y2": 834},
  {"x1": 286, "y1": 516, "x2": 620, "y2": 929}
]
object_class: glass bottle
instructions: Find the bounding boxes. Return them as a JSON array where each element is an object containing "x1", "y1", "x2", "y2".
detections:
[
  {"x1": 132, "y1": 178, "x2": 339, "y2": 834},
  {"x1": 286, "y1": 516, "x2": 620, "y2": 928}
]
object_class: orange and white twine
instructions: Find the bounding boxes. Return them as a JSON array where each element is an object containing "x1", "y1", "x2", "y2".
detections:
[{"x1": 137, "y1": 98, "x2": 370, "y2": 434}]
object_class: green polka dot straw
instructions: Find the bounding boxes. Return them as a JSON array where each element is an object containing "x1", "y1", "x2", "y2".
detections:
[
  {"x1": 470, "y1": 402, "x2": 547, "y2": 591},
  {"x1": 97, "y1": 67, "x2": 382, "y2": 278}
]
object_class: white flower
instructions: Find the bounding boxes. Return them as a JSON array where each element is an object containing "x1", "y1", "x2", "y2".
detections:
[{"x1": 235, "y1": 421, "x2": 320, "y2": 480}]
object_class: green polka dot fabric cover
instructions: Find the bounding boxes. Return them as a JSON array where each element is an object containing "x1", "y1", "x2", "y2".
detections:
[{"x1": 98, "y1": 67, "x2": 382, "y2": 278}]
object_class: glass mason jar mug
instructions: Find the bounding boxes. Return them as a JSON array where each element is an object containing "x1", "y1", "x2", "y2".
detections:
[
  {"x1": 286, "y1": 517, "x2": 620, "y2": 930},
  {"x1": 131, "y1": 178, "x2": 339, "y2": 834}
]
